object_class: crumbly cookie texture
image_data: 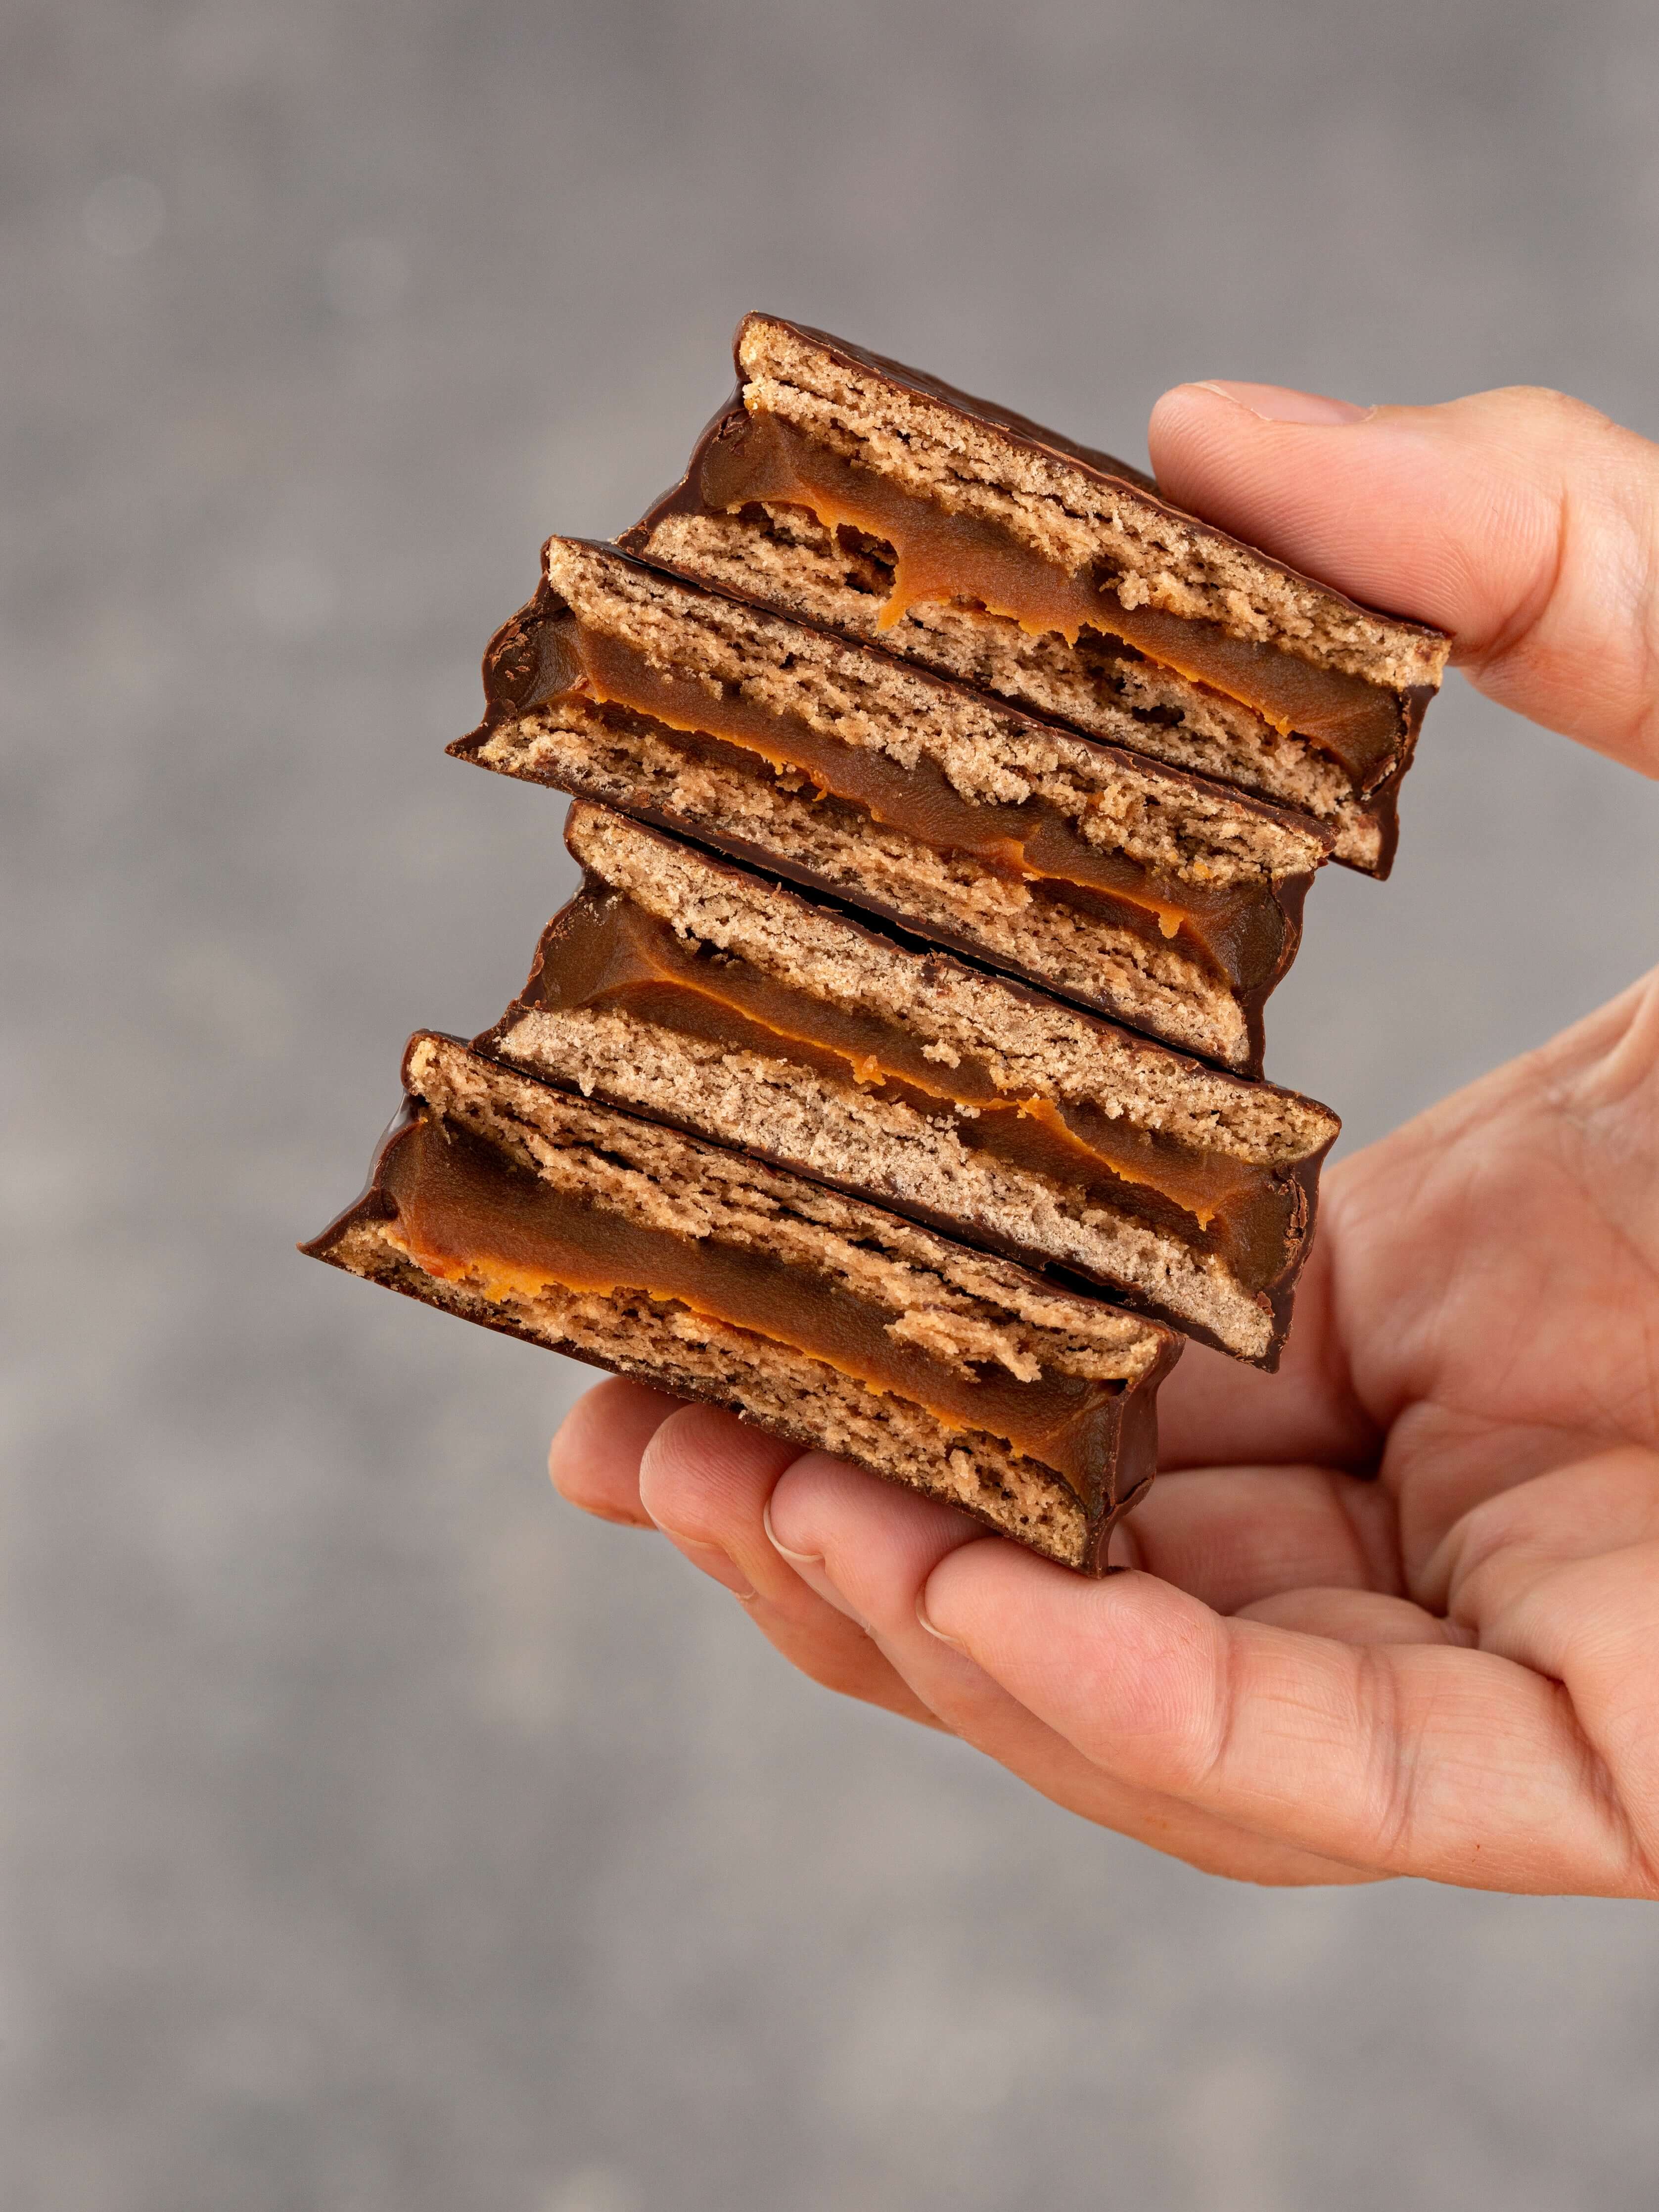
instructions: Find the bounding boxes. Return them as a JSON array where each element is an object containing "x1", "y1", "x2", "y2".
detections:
[
  {"x1": 493, "y1": 1002, "x2": 1278, "y2": 1362},
  {"x1": 642, "y1": 504, "x2": 1388, "y2": 869},
  {"x1": 738, "y1": 314, "x2": 1450, "y2": 692},
  {"x1": 323, "y1": 1215, "x2": 1092, "y2": 1567},
  {"x1": 472, "y1": 707, "x2": 1252, "y2": 1067},
  {"x1": 565, "y1": 803, "x2": 1335, "y2": 1160},
  {"x1": 544, "y1": 538, "x2": 1328, "y2": 889},
  {"x1": 405, "y1": 1034, "x2": 1170, "y2": 1385}
]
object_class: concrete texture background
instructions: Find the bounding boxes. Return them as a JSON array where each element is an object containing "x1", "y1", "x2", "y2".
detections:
[{"x1": 5, "y1": 2, "x2": 1659, "y2": 2206}]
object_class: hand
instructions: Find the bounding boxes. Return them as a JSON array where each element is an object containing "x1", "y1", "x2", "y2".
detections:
[{"x1": 549, "y1": 382, "x2": 1659, "y2": 1895}]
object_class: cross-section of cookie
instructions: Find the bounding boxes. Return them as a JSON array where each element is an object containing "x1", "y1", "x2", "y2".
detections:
[
  {"x1": 482, "y1": 805, "x2": 1339, "y2": 1368},
  {"x1": 301, "y1": 1033, "x2": 1181, "y2": 1573},
  {"x1": 623, "y1": 314, "x2": 1449, "y2": 875},
  {"x1": 452, "y1": 538, "x2": 1331, "y2": 1075}
]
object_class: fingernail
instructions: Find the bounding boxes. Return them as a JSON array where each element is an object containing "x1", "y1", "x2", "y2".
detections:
[
  {"x1": 1194, "y1": 380, "x2": 1372, "y2": 426},
  {"x1": 763, "y1": 1500, "x2": 873, "y2": 1631},
  {"x1": 915, "y1": 1592, "x2": 966, "y2": 1650},
  {"x1": 763, "y1": 1496, "x2": 822, "y2": 1567},
  {"x1": 665, "y1": 1534, "x2": 757, "y2": 1602}
]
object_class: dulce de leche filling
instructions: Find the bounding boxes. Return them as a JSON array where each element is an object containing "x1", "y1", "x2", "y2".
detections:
[
  {"x1": 526, "y1": 892, "x2": 1296, "y2": 1290},
  {"x1": 379, "y1": 1112, "x2": 1125, "y2": 1496},
  {"x1": 698, "y1": 407, "x2": 1404, "y2": 788},
  {"x1": 534, "y1": 613, "x2": 1294, "y2": 996}
]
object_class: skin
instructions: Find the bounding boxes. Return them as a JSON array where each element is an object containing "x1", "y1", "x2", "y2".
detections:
[{"x1": 548, "y1": 382, "x2": 1659, "y2": 1895}]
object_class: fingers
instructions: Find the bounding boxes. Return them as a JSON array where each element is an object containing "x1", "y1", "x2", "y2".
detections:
[
  {"x1": 548, "y1": 1376, "x2": 684, "y2": 1526},
  {"x1": 766, "y1": 1456, "x2": 1380, "y2": 1888},
  {"x1": 549, "y1": 1385, "x2": 937, "y2": 1724},
  {"x1": 551, "y1": 1389, "x2": 1389, "y2": 1882},
  {"x1": 920, "y1": 1539, "x2": 1654, "y2": 1894},
  {"x1": 1147, "y1": 380, "x2": 1659, "y2": 772},
  {"x1": 1427, "y1": 1446, "x2": 1659, "y2": 1868},
  {"x1": 1425, "y1": 1445, "x2": 1659, "y2": 1613},
  {"x1": 1239, "y1": 1588, "x2": 1474, "y2": 1647},
  {"x1": 635, "y1": 1406, "x2": 942, "y2": 1728},
  {"x1": 1123, "y1": 1462, "x2": 1401, "y2": 1613},
  {"x1": 637, "y1": 1402, "x2": 802, "y2": 1594},
  {"x1": 1091, "y1": 1457, "x2": 1450, "y2": 1645}
]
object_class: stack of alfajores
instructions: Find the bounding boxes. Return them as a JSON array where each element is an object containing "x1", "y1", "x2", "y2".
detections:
[{"x1": 306, "y1": 317, "x2": 1448, "y2": 1572}]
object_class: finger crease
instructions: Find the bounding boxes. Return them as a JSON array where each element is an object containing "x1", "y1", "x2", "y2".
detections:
[
  {"x1": 1559, "y1": 1683, "x2": 1659, "y2": 1899},
  {"x1": 1198, "y1": 1620, "x2": 1244, "y2": 1794},
  {"x1": 1358, "y1": 1645, "x2": 1419, "y2": 1867},
  {"x1": 1462, "y1": 476, "x2": 1571, "y2": 679}
]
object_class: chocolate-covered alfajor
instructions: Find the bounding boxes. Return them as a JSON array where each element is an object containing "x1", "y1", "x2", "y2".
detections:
[
  {"x1": 452, "y1": 537, "x2": 1331, "y2": 1075},
  {"x1": 303, "y1": 1032, "x2": 1180, "y2": 1573},
  {"x1": 624, "y1": 314, "x2": 1450, "y2": 874}
]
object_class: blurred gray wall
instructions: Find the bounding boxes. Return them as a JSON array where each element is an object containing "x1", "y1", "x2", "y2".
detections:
[{"x1": 6, "y1": 2, "x2": 1659, "y2": 2208}]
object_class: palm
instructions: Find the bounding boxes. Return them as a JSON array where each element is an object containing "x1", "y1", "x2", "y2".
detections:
[{"x1": 1156, "y1": 968, "x2": 1659, "y2": 1632}]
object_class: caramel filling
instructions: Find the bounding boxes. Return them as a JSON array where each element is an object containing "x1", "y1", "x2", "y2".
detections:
[
  {"x1": 526, "y1": 894, "x2": 1293, "y2": 1289},
  {"x1": 698, "y1": 408, "x2": 1402, "y2": 786},
  {"x1": 380, "y1": 1113, "x2": 1123, "y2": 1495},
  {"x1": 532, "y1": 614, "x2": 1294, "y2": 995}
]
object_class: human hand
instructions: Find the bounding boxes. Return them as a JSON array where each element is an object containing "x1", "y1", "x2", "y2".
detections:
[{"x1": 549, "y1": 382, "x2": 1659, "y2": 1895}]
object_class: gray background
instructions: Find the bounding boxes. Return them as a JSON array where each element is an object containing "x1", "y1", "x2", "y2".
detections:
[{"x1": 5, "y1": 0, "x2": 1659, "y2": 2206}]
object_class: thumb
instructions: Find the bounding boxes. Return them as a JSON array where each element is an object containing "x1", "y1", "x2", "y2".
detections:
[{"x1": 1149, "y1": 381, "x2": 1659, "y2": 777}]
